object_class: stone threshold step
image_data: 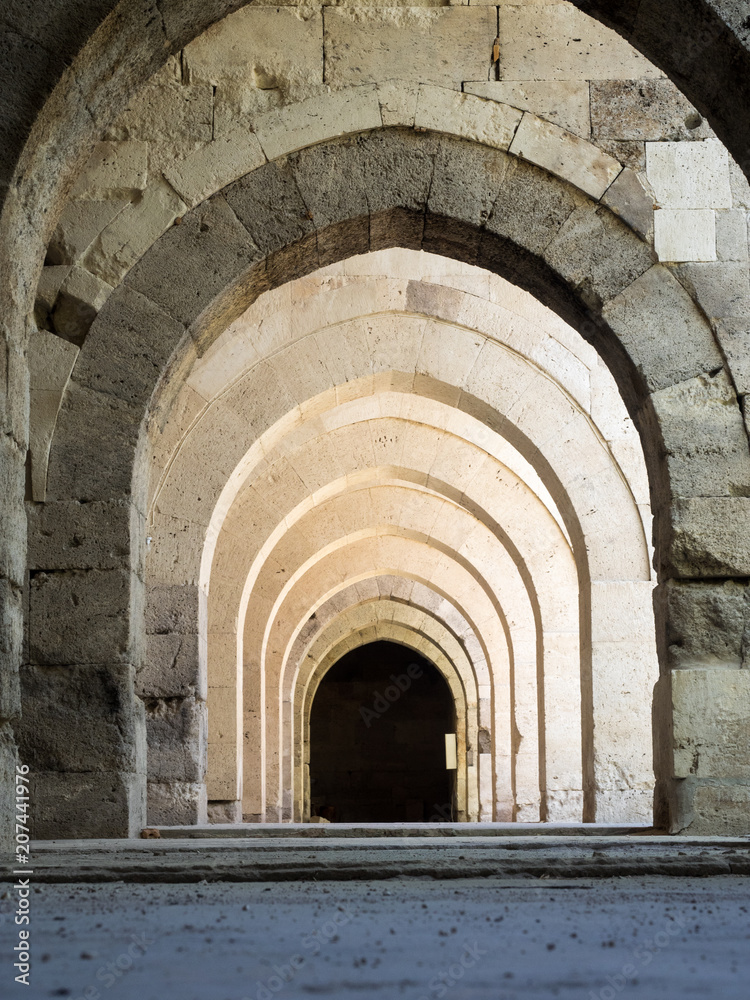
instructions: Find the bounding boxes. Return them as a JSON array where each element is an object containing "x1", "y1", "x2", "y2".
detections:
[
  {"x1": 150, "y1": 822, "x2": 656, "y2": 839},
  {"x1": 13, "y1": 835, "x2": 750, "y2": 883}
]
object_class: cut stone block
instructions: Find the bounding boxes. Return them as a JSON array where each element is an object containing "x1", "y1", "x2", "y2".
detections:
[
  {"x1": 464, "y1": 80, "x2": 591, "y2": 138},
  {"x1": 414, "y1": 86, "x2": 522, "y2": 151},
  {"x1": 672, "y1": 668, "x2": 750, "y2": 779},
  {"x1": 324, "y1": 6, "x2": 496, "y2": 91},
  {"x1": 602, "y1": 265, "x2": 722, "y2": 392},
  {"x1": 497, "y1": 4, "x2": 662, "y2": 81},
  {"x1": 591, "y1": 79, "x2": 713, "y2": 142},
  {"x1": 28, "y1": 568, "x2": 136, "y2": 665},
  {"x1": 649, "y1": 369, "x2": 750, "y2": 500},
  {"x1": 145, "y1": 694, "x2": 206, "y2": 783},
  {"x1": 139, "y1": 633, "x2": 203, "y2": 699},
  {"x1": 669, "y1": 497, "x2": 750, "y2": 578},
  {"x1": 715, "y1": 318, "x2": 750, "y2": 395},
  {"x1": 676, "y1": 261, "x2": 750, "y2": 320},
  {"x1": 27, "y1": 331, "x2": 78, "y2": 502},
  {"x1": 253, "y1": 86, "x2": 382, "y2": 161},
  {"x1": 654, "y1": 209, "x2": 716, "y2": 262},
  {"x1": 47, "y1": 199, "x2": 128, "y2": 266},
  {"x1": 146, "y1": 584, "x2": 201, "y2": 636},
  {"x1": 148, "y1": 780, "x2": 207, "y2": 826},
  {"x1": 106, "y1": 74, "x2": 213, "y2": 173},
  {"x1": 377, "y1": 79, "x2": 419, "y2": 128},
  {"x1": 509, "y1": 114, "x2": 622, "y2": 200},
  {"x1": 602, "y1": 167, "x2": 655, "y2": 240},
  {"x1": 656, "y1": 579, "x2": 750, "y2": 670},
  {"x1": 164, "y1": 131, "x2": 266, "y2": 209},
  {"x1": 84, "y1": 176, "x2": 188, "y2": 285},
  {"x1": 183, "y1": 6, "x2": 323, "y2": 99},
  {"x1": 715, "y1": 210, "x2": 749, "y2": 262},
  {"x1": 27, "y1": 499, "x2": 135, "y2": 573},
  {"x1": 29, "y1": 770, "x2": 146, "y2": 839},
  {"x1": 646, "y1": 140, "x2": 732, "y2": 209},
  {"x1": 51, "y1": 267, "x2": 113, "y2": 346},
  {"x1": 70, "y1": 141, "x2": 148, "y2": 199},
  {"x1": 685, "y1": 782, "x2": 750, "y2": 836},
  {"x1": 17, "y1": 662, "x2": 145, "y2": 773},
  {"x1": 124, "y1": 194, "x2": 262, "y2": 328}
]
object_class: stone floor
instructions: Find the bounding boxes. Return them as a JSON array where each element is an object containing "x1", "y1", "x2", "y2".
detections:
[{"x1": 2, "y1": 875, "x2": 749, "y2": 999}]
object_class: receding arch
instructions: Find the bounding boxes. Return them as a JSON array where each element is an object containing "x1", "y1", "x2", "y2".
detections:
[{"x1": 27, "y1": 129, "x2": 749, "y2": 836}]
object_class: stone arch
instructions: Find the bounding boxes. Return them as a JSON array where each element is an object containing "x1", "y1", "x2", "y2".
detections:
[
  {"x1": 297, "y1": 600, "x2": 476, "y2": 822},
  {"x1": 25, "y1": 129, "x2": 750, "y2": 835}
]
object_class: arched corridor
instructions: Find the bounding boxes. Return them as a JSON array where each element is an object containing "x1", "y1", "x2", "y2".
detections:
[{"x1": 309, "y1": 641, "x2": 454, "y2": 824}]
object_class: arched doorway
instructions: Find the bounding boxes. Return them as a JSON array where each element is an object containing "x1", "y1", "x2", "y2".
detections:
[{"x1": 309, "y1": 641, "x2": 456, "y2": 823}]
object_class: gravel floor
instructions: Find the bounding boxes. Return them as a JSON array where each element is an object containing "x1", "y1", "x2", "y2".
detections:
[{"x1": 1, "y1": 876, "x2": 749, "y2": 1000}]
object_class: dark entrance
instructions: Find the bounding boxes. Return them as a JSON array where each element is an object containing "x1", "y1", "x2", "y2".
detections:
[{"x1": 309, "y1": 640, "x2": 455, "y2": 822}]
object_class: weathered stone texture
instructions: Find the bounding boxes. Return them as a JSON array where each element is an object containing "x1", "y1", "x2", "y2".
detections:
[
  {"x1": 672, "y1": 668, "x2": 750, "y2": 779},
  {"x1": 603, "y1": 265, "x2": 723, "y2": 392},
  {"x1": 646, "y1": 140, "x2": 731, "y2": 210},
  {"x1": 69, "y1": 284, "x2": 187, "y2": 410},
  {"x1": 26, "y1": 499, "x2": 135, "y2": 573},
  {"x1": 183, "y1": 6, "x2": 323, "y2": 100},
  {"x1": 715, "y1": 318, "x2": 750, "y2": 395},
  {"x1": 668, "y1": 497, "x2": 750, "y2": 577},
  {"x1": 17, "y1": 663, "x2": 145, "y2": 773},
  {"x1": 591, "y1": 80, "x2": 713, "y2": 141},
  {"x1": 464, "y1": 81, "x2": 591, "y2": 138},
  {"x1": 223, "y1": 159, "x2": 320, "y2": 256},
  {"x1": 654, "y1": 209, "x2": 716, "y2": 263},
  {"x1": 145, "y1": 695, "x2": 206, "y2": 782},
  {"x1": 70, "y1": 141, "x2": 148, "y2": 199},
  {"x1": 657, "y1": 579, "x2": 750, "y2": 670},
  {"x1": 146, "y1": 584, "x2": 201, "y2": 636},
  {"x1": 253, "y1": 86, "x2": 381, "y2": 161},
  {"x1": 148, "y1": 779, "x2": 207, "y2": 826},
  {"x1": 414, "y1": 87, "x2": 522, "y2": 152},
  {"x1": 497, "y1": 3, "x2": 662, "y2": 81},
  {"x1": 649, "y1": 370, "x2": 750, "y2": 499},
  {"x1": 51, "y1": 266, "x2": 113, "y2": 345},
  {"x1": 45, "y1": 382, "x2": 143, "y2": 502},
  {"x1": 601, "y1": 167, "x2": 655, "y2": 240},
  {"x1": 139, "y1": 633, "x2": 203, "y2": 699},
  {"x1": 207, "y1": 799, "x2": 242, "y2": 823},
  {"x1": 28, "y1": 569, "x2": 135, "y2": 665},
  {"x1": 29, "y1": 771, "x2": 146, "y2": 839},
  {"x1": 509, "y1": 114, "x2": 622, "y2": 200},
  {"x1": 124, "y1": 194, "x2": 262, "y2": 327},
  {"x1": 682, "y1": 782, "x2": 750, "y2": 836},
  {"x1": 676, "y1": 261, "x2": 750, "y2": 320},
  {"x1": 324, "y1": 7, "x2": 496, "y2": 91},
  {"x1": 105, "y1": 62, "x2": 213, "y2": 173},
  {"x1": 83, "y1": 177, "x2": 188, "y2": 286},
  {"x1": 486, "y1": 157, "x2": 584, "y2": 256},
  {"x1": 164, "y1": 130, "x2": 265, "y2": 208},
  {"x1": 544, "y1": 203, "x2": 654, "y2": 307},
  {"x1": 47, "y1": 199, "x2": 128, "y2": 266},
  {"x1": 429, "y1": 140, "x2": 510, "y2": 229}
]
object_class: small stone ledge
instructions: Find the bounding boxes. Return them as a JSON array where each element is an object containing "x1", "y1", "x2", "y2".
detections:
[{"x1": 14, "y1": 834, "x2": 750, "y2": 883}]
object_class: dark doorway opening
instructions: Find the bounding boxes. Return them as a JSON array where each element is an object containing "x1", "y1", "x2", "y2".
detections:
[{"x1": 309, "y1": 640, "x2": 455, "y2": 822}]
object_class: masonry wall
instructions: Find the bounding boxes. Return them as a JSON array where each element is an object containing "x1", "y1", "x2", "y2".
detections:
[{"x1": 5, "y1": 2, "x2": 750, "y2": 838}]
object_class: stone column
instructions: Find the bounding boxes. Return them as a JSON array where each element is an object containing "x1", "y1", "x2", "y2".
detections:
[{"x1": 654, "y1": 578, "x2": 750, "y2": 834}]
